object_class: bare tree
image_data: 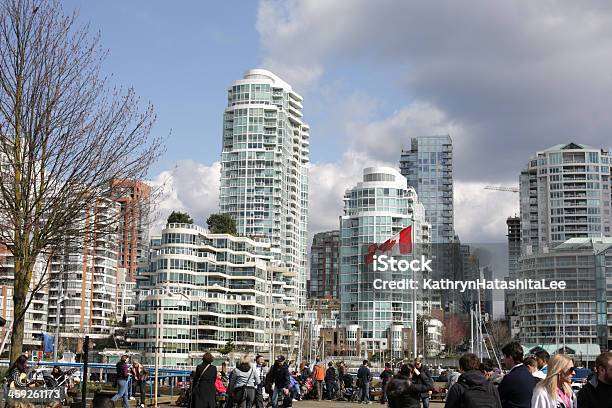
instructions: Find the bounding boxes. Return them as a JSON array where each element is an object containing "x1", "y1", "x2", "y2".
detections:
[
  {"x1": 442, "y1": 313, "x2": 466, "y2": 353},
  {"x1": 0, "y1": 0, "x2": 162, "y2": 361}
]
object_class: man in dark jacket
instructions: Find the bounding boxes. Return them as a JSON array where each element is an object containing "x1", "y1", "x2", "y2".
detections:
[
  {"x1": 444, "y1": 353, "x2": 501, "y2": 408},
  {"x1": 325, "y1": 362, "x2": 338, "y2": 400},
  {"x1": 379, "y1": 363, "x2": 394, "y2": 404},
  {"x1": 413, "y1": 357, "x2": 434, "y2": 408},
  {"x1": 271, "y1": 356, "x2": 290, "y2": 408},
  {"x1": 357, "y1": 360, "x2": 372, "y2": 404},
  {"x1": 577, "y1": 351, "x2": 612, "y2": 407},
  {"x1": 386, "y1": 363, "x2": 430, "y2": 408},
  {"x1": 498, "y1": 342, "x2": 536, "y2": 408}
]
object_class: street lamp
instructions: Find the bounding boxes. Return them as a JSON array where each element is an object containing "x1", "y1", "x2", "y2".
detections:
[{"x1": 151, "y1": 289, "x2": 190, "y2": 408}]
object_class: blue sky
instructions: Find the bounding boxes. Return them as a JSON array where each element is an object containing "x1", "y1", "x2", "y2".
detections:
[
  {"x1": 63, "y1": 0, "x2": 263, "y2": 173},
  {"x1": 62, "y1": 0, "x2": 612, "y2": 245}
]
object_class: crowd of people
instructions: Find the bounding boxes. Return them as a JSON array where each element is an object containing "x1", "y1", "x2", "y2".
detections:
[
  {"x1": 4, "y1": 342, "x2": 612, "y2": 408},
  {"x1": 184, "y1": 342, "x2": 612, "y2": 408}
]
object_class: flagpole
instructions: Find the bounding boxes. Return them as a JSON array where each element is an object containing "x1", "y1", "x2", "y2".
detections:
[{"x1": 411, "y1": 222, "x2": 417, "y2": 358}]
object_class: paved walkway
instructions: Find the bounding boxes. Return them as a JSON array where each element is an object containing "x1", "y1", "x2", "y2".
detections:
[{"x1": 294, "y1": 401, "x2": 445, "y2": 408}]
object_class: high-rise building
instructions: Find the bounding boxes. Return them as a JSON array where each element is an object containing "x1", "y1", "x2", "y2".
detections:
[
  {"x1": 339, "y1": 167, "x2": 431, "y2": 354},
  {"x1": 505, "y1": 217, "x2": 520, "y2": 309},
  {"x1": 400, "y1": 135, "x2": 454, "y2": 243},
  {"x1": 516, "y1": 238, "x2": 612, "y2": 353},
  {"x1": 520, "y1": 143, "x2": 612, "y2": 253},
  {"x1": 220, "y1": 69, "x2": 309, "y2": 310},
  {"x1": 130, "y1": 222, "x2": 298, "y2": 367},
  {"x1": 111, "y1": 180, "x2": 151, "y2": 280},
  {"x1": 47, "y1": 197, "x2": 120, "y2": 348},
  {"x1": 0, "y1": 244, "x2": 48, "y2": 348},
  {"x1": 505, "y1": 216, "x2": 521, "y2": 338},
  {"x1": 308, "y1": 230, "x2": 340, "y2": 299}
]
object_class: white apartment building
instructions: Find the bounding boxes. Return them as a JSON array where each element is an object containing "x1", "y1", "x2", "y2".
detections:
[
  {"x1": 520, "y1": 143, "x2": 612, "y2": 253},
  {"x1": 516, "y1": 238, "x2": 612, "y2": 352},
  {"x1": 339, "y1": 167, "x2": 431, "y2": 355},
  {"x1": 47, "y1": 197, "x2": 120, "y2": 348},
  {"x1": 0, "y1": 245, "x2": 48, "y2": 348},
  {"x1": 219, "y1": 69, "x2": 309, "y2": 311},
  {"x1": 130, "y1": 223, "x2": 299, "y2": 367}
]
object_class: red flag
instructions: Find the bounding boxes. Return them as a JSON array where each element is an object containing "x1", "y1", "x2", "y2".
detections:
[
  {"x1": 379, "y1": 238, "x2": 396, "y2": 252},
  {"x1": 399, "y1": 226, "x2": 412, "y2": 254}
]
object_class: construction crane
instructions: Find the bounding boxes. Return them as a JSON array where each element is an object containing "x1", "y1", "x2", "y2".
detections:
[{"x1": 484, "y1": 185, "x2": 519, "y2": 193}]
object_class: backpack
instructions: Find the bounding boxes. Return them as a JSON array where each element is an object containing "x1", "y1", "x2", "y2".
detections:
[
  {"x1": 264, "y1": 368, "x2": 275, "y2": 394},
  {"x1": 313, "y1": 365, "x2": 325, "y2": 381},
  {"x1": 459, "y1": 383, "x2": 498, "y2": 408}
]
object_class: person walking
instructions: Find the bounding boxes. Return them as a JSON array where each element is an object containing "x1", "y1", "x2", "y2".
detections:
[
  {"x1": 111, "y1": 355, "x2": 131, "y2": 408},
  {"x1": 379, "y1": 363, "x2": 394, "y2": 404},
  {"x1": 311, "y1": 359, "x2": 325, "y2": 401},
  {"x1": 131, "y1": 360, "x2": 148, "y2": 408},
  {"x1": 498, "y1": 341, "x2": 537, "y2": 408},
  {"x1": 270, "y1": 356, "x2": 290, "y2": 408},
  {"x1": 357, "y1": 360, "x2": 372, "y2": 404},
  {"x1": 190, "y1": 352, "x2": 218, "y2": 408},
  {"x1": 531, "y1": 354, "x2": 576, "y2": 408},
  {"x1": 325, "y1": 361, "x2": 338, "y2": 400},
  {"x1": 577, "y1": 351, "x2": 612, "y2": 408},
  {"x1": 229, "y1": 355, "x2": 258, "y2": 408},
  {"x1": 385, "y1": 363, "x2": 431, "y2": 408},
  {"x1": 254, "y1": 355, "x2": 268, "y2": 408},
  {"x1": 444, "y1": 353, "x2": 501, "y2": 408},
  {"x1": 413, "y1": 357, "x2": 434, "y2": 408}
]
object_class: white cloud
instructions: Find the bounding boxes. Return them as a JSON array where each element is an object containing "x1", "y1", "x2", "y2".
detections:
[
  {"x1": 346, "y1": 102, "x2": 469, "y2": 164},
  {"x1": 307, "y1": 150, "x2": 386, "y2": 242},
  {"x1": 149, "y1": 160, "x2": 220, "y2": 235},
  {"x1": 454, "y1": 182, "x2": 519, "y2": 243}
]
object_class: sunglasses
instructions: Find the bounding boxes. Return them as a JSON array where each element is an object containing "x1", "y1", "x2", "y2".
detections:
[{"x1": 562, "y1": 367, "x2": 575, "y2": 375}]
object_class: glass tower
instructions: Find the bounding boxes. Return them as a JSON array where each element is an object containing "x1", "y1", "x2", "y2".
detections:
[
  {"x1": 399, "y1": 135, "x2": 454, "y2": 243},
  {"x1": 339, "y1": 167, "x2": 430, "y2": 353},
  {"x1": 219, "y1": 69, "x2": 310, "y2": 309}
]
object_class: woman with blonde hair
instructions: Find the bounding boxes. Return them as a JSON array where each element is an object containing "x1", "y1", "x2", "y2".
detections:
[
  {"x1": 531, "y1": 354, "x2": 576, "y2": 408},
  {"x1": 229, "y1": 354, "x2": 258, "y2": 408}
]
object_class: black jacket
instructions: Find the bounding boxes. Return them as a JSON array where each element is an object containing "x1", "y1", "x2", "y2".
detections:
[
  {"x1": 498, "y1": 364, "x2": 537, "y2": 408},
  {"x1": 386, "y1": 374, "x2": 430, "y2": 408},
  {"x1": 444, "y1": 369, "x2": 502, "y2": 408},
  {"x1": 325, "y1": 367, "x2": 337, "y2": 381},
  {"x1": 190, "y1": 363, "x2": 217, "y2": 408},
  {"x1": 413, "y1": 366, "x2": 434, "y2": 398},
  {"x1": 273, "y1": 363, "x2": 290, "y2": 389},
  {"x1": 576, "y1": 375, "x2": 612, "y2": 408}
]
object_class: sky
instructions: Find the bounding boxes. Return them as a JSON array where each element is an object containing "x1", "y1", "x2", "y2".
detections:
[{"x1": 63, "y1": 0, "x2": 612, "y2": 245}]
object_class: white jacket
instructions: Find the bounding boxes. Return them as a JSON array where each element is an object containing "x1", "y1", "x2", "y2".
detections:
[{"x1": 531, "y1": 385, "x2": 577, "y2": 408}]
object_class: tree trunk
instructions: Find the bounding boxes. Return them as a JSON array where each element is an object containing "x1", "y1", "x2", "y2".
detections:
[{"x1": 9, "y1": 267, "x2": 28, "y2": 363}]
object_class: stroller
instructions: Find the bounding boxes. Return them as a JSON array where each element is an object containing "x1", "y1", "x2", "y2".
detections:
[{"x1": 337, "y1": 373, "x2": 360, "y2": 402}]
